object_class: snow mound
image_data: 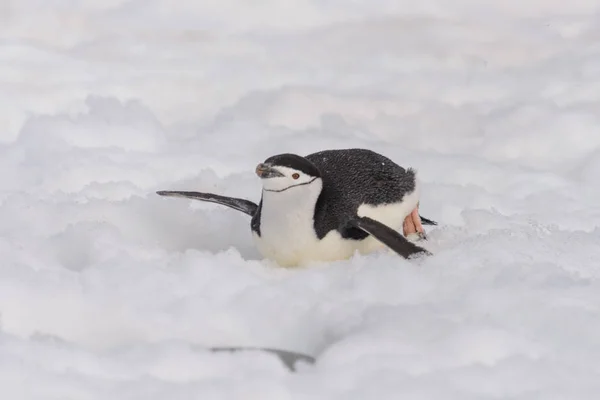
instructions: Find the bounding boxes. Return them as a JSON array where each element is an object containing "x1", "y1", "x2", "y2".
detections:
[{"x1": 3, "y1": 0, "x2": 600, "y2": 399}]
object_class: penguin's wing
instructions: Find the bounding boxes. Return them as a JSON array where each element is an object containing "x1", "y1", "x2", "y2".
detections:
[
  {"x1": 156, "y1": 190, "x2": 258, "y2": 216},
  {"x1": 346, "y1": 216, "x2": 431, "y2": 259}
]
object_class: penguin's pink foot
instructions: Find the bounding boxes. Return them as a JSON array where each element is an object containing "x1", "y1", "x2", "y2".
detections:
[{"x1": 403, "y1": 205, "x2": 427, "y2": 240}]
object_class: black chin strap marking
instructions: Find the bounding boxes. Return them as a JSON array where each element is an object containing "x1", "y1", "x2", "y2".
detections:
[{"x1": 263, "y1": 177, "x2": 318, "y2": 193}]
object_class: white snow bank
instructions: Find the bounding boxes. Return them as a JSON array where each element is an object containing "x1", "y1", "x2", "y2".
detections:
[{"x1": 2, "y1": 0, "x2": 600, "y2": 398}]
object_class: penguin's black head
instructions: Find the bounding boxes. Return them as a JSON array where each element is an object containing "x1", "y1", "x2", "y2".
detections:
[{"x1": 256, "y1": 153, "x2": 321, "y2": 193}]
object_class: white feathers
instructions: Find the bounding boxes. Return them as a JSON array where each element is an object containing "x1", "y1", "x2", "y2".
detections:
[
  {"x1": 252, "y1": 177, "x2": 326, "y2": 267},
  {"x1": 356, "y1": 179, "x2": 421, "y2": 233}
]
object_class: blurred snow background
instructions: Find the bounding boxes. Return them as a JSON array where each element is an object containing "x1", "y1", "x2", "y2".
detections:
[{"x1": 2, "y1": 0, "x2": 600, "y2": 399}]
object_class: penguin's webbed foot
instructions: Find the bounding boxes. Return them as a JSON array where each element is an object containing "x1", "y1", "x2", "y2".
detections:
[{"x1": 403, "y1": 206, "x2": 427, "y2": 240}]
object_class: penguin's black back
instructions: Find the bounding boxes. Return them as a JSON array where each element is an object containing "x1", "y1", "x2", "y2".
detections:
[{"x1": 306, "y1": 148, "x2": 416, "y2": 239}]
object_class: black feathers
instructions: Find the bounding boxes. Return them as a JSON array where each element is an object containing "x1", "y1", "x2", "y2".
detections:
[
  {"x1": 156, "y1": 190, "x2": 258, "y2": 216},
  {"x1": 305, "y1": 148, "x2": 417, "y2": 239},
  {"x1": 263, "y1": 153, "x2": 321, "y2": 177}
]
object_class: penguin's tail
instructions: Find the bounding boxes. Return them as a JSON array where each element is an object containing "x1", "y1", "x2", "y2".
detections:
[{"x1": 420, "y1": 215, "x2": 438, "y2": 225}]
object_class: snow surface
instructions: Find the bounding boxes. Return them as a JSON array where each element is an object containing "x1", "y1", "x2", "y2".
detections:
[{"x1": 3, "y1": 1, "x2": 600, "y2": 399}]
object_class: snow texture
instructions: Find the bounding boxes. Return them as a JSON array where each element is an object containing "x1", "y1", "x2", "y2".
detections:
[{"x1": 3, "y1": 1, "x2": 600, "y2": 399}]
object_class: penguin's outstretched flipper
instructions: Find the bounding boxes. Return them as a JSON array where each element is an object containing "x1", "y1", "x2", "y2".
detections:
[
  {"x1": 347, "y1": 216, "x2": 432, "y2": 259},
  {"x1": 157, "y1": 190, "x2": 258, "y2": 216}
]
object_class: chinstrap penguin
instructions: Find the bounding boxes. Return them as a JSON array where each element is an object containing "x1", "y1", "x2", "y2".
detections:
[{"x1": 157, "y1": 148, "x2": 437, "y2": 267}]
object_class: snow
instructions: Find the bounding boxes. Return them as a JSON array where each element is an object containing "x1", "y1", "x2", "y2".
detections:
[{"x1": 2, "y1": 0, "x2": 600, "y2": 398}]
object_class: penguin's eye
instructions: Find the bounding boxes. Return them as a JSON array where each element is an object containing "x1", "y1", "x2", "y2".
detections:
[{"x1": 292, "y1": 173, "x2": 300, "y2": 180}]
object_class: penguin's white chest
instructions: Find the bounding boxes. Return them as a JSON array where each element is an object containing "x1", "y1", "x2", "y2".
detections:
[{"x1": 251, "y1": 189, "x2": 337, "y2": 267}]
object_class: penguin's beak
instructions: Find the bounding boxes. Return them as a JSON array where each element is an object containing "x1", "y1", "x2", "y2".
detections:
[{"x1": 255, "y1": 163, "x2": 284, "y2": 179}]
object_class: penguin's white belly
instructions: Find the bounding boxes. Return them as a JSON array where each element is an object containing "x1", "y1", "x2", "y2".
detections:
[{"x1": 252, "y1": 189, "x2": 420, "y2": 267}]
